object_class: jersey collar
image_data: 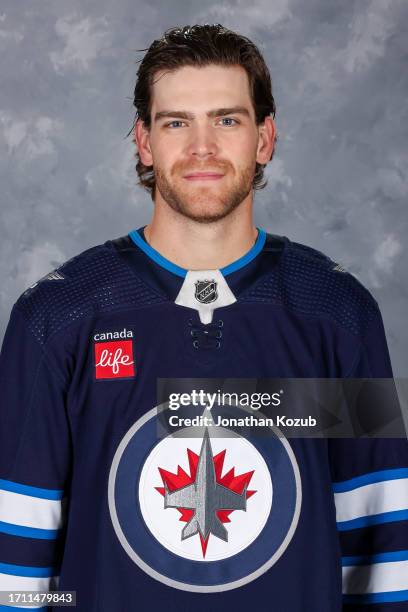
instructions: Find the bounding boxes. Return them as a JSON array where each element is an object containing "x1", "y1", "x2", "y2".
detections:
[
  {"x1": 128, "y1": 227, "x2": 267, "y2": 279},
  {"x1": 109, "y1": 227, "x2": 286, "y2": 303}
]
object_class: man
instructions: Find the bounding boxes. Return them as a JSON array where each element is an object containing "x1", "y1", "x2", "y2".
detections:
[{"x1": 0, "y1": 24, "x2": 407, "y2": 611}]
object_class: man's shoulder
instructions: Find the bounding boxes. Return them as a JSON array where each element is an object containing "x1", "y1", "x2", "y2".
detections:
[
  {"x1": 285, "y1": 237, "x2": 363, "y2": 280},
  {"x1": 253, "y1": 234, "x2": 381, "y2": 337},
  {"x1": 285, "y1": 237, "x2": 373, "y2": 295},
  {"x1": 13, "y1": 236, "x2": 163, "y2": 345},
  {"x1": 18, "y1": 239, "x2": 117, "y2": 300}
]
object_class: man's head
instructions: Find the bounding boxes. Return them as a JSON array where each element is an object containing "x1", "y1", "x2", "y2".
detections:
[{"x1": 132, "y1": 24, "x2": 277, "y2": 223}]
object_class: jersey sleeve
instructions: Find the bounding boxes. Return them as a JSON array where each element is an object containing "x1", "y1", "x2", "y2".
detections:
[
  {"x1": 329, "y1": 305, "x2": 408, "y2": 610},
  {"x1": 0, "y1": 303, "x2": 71, "y2": 602}
]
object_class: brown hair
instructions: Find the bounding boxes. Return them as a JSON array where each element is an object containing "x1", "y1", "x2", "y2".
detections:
[{"x1": 128, "y1": 24, "x2": 277, "y2": 200}]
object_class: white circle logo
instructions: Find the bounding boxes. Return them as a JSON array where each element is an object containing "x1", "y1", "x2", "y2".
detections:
[
  {"x1": 108, "y1": 408, "x2": 302, "y2": 592},
  {"x1": 139, "y1": 431, "x2": 273, "y2": 561}
]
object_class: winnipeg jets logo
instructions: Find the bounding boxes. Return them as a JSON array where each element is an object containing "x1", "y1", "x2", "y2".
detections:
[
  {"x1": 156, "y1": 430, "x2": 255, "y2": 557},
  {"x1": 194, "y1": 279, "x2": 218, "y2": 304},
  {"x1": 108, "y1": 405, "x2": 301, "y2": 591}
]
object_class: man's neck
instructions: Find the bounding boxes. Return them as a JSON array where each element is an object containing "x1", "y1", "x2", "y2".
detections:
[{"x1": 143, "y1": 200, "x2": 258, "y2": 271}]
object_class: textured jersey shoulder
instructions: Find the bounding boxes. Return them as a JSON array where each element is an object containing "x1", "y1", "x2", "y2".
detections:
[
  {"x1": 242, "y1": 235, "x2": 380, "y2": 338},
  {"x1": 14, "y1": 237, "x2": 166, "y2": 346}
]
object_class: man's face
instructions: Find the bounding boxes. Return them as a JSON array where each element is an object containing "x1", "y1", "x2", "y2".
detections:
[{"x1": 136, "y1": 64, "x2": 274, "y2": 223}]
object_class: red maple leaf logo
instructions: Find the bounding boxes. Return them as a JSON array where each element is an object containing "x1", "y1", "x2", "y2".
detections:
[{"x1": 156, "y1": 447, "x2": 256, "y2": 557}]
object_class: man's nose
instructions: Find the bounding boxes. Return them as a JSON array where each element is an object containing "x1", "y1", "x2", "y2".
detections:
[{"x1": 186, "y1": 125, "x2": 218, "y2": 158}]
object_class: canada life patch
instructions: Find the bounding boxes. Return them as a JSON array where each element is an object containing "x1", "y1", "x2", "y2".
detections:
[
  {"x1": 94, "y1": 339, "x2": 135, "y2": 380},
  {"x1": 108, "y1": 405, "x2": 302, "y2": 592}
]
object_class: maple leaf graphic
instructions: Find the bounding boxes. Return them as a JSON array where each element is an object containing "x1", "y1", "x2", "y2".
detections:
[{"x1": 156, "y1": 447, "x2": 256, "y2": 557}]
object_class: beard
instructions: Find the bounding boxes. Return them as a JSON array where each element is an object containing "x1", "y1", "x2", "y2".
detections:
[{"x1": 154, "y1": 158, "x2": 256, "y2": 224}]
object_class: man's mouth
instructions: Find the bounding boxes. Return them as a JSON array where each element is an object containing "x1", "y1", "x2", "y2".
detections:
[{"x1": 183, "y1": 172, "x2": 225, "y2": 181}]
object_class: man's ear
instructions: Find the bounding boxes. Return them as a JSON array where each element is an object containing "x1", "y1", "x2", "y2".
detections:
[
  {"x1": 256, "y1": 116, "x2": 276, "y2": 165},
  {"x1": 134, "y1": 119, "x2": 153, "y2": 166}
]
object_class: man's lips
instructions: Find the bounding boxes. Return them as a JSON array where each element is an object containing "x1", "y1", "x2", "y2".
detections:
[{"x1": 183, "y1": 172, "x2": 224, "y2": 181}]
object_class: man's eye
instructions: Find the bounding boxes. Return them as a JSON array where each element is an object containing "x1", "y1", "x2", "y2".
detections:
[
  {"x1": 165, "y1": 120, "x2": 185, "y2": 128},
  {"x1": 219, "y1": 117, "x2": 238, "y2": 126}
]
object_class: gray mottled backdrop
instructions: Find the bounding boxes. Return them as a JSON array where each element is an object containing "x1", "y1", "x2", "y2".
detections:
[{"x1": 0, "y1": 0, "x2": 407, "y2": 374}]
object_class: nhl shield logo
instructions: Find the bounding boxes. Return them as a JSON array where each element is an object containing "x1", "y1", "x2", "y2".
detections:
[
  {"x1": 108, "y1": 405, "x2": 302, "y2": 592},
  {"x1": 194, "y1": 279, "x2": 218, "y2": 304}
]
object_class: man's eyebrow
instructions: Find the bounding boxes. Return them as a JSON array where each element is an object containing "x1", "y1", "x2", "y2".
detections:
[{"x1": 154, "y1": 106, "x2": 251, "y2": 122}]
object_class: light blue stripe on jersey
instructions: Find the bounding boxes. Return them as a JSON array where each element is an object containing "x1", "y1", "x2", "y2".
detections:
[
  {"x1": 343, "y1": 590, "x2": 408, "y2": 604},
  {"x1": 129, "y1": 227, "x2": 266, "y2": 278},
  {"x1": 342, "y1": 550, "x2": 408, "y2": 566},
  {"x1": 0, "y1": 478, "x2": 64, "y2": 500},
  {"x1": 0, "y1": 479, "x2": 63, "y2": 500},
  {"x1": 0, "y1": 521, "x2": 60, "y2": 540},
  {"x1": 129, "y1": 230, "x2": 186, "y2": 277},
  {"x1": 0, "y1": 562, "x2": 56, "y2": 578},
  {"x1": 333, "y1": 468, "x2": 408, "y2": 493},
  {"x1": 337, "y1": 509, "x2": 408, "y2": 531}
]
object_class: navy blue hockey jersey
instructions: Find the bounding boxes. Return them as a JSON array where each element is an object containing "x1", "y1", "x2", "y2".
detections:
[{"x1": 0, "y1": 227, "x2": 407, "y2": 611}]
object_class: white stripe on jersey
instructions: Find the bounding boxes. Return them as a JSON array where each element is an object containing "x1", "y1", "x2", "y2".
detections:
[
  {"x1": 343, "y1": 559, "x2": 408, "y2": 594},
  {"x1": 334, "y1": 478, "x2": 408, "y2": 523},
  {"x1": 0, "y1": 488, "x2": 64, "y2": 530}
]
